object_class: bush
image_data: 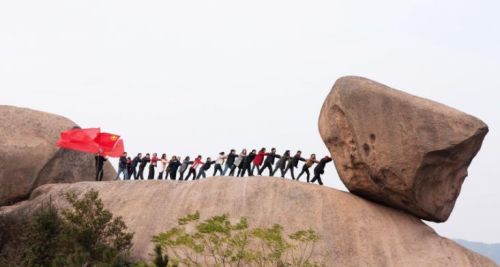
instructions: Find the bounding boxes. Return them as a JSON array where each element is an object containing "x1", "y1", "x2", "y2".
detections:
[
  {"x1": 0, "y1": 189, "x2": 135, "y2": 267},
  {"x1": 152, "y1": 211, "x2": 324, "y2": 267}
]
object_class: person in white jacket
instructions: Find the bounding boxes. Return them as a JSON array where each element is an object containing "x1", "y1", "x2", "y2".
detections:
[
  {"x1": 157, "y1": 153, "x2": 168, "y2": 180},
  {"x1": 213, "y1": 152, "x2": 226, "y2": 176}
]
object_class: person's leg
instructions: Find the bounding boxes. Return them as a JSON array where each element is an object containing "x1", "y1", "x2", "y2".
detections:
[
  {"x1": 193, "y1": 169, "x2": 197, "y2": 180},
  {"x1": 297, "y1": 167, "x2": 305, "y2": 181},
  {"x1": 115, "y1": 168, "x2": 122, "y2": 180},
  {"x1": 196, "y1": 170, "x2": 203, "y2": 179},
  {"x1": 290, "y1": 167, "x2": 295, "y2": 180},
  {"x1": 201, "y1": 170, "x2": 206, "y2": 178},
  {"x1": 124, "y1": 169, "x2": 129, "y2": 180},
  {"x1": 96, "y1": 168, "x2": 100, "y2": 181},
  {"x1": 222, "y1": 164, "x2": 229, "y2": 175},
  {"x1": 282, "y1": 165, "x2": 289, "y2": 178},
  {"x1": 98, "y1": 168, "x2": 104, "y2": 181},
  {"x1": 280, "y1": 167, "x2": 285, "y2": 178},
  {"x1": 305, "y1": 168, "x2": 310, "y2": 182},
  {"x1": 138, "y1": 167, "x2": 143, "y2": 180},
  {"x1": 158, "y1": 171, "x2": 163, "y2": 180},
  {"x1": 170, "y1": 170, "x2": 177, "y2": 180},
  {"x1": 149, "y1": 166, "x2": 155, "y2": 180},
  {"x1": 229, "y1": 165, "x2": 235, "y2": 176}
]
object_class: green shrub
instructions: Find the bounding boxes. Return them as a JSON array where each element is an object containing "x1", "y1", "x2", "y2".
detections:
[
  {"x1": 0, "y1": 189, "x2": 135, "y2": 267},
  {"x1": 152, "y1": 211, "x2": 324, "y2": 267}
]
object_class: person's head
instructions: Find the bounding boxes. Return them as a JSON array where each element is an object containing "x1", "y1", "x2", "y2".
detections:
[
  {"x1": 296, "y1": 150, "x2": 302, "y2": 156},
  {"x1": 161, "y1": 153, "x2": 166, "y2": 159},
  {"x1": 184, "y1": 156, "x2": 190, "y2": 161},
  {"x1": 207, "y1": 157, "x2": 211, "y2": 161},
  {"x1": 197, "y1": 155, "x2": 202, "y2": 159},
  {"x1": 259, "y1": 147, "x2": 266, "y2": 153},
  {"x1": 271, "y1": 147, "x2": 276, "y2": 153},
  {"x1": 311, "y1": 153, "x2": 316, "y2": 159},
  {"x1": 127, "y1": 157, "x2": 131, "y2": 160},
  {"x1": 251, "y1": 149, "x2": 256, "y2": 153},
  {"x1": 230, "y1": 149, "x2": 235, "y2": 154},
  {"x1": 152, "y1": 153, "x2": 157, "y2": 157},
  {"x1": 146, "y1": 153, "x2": 150, "y2": 158},
  {"x1": 172, "y1": 156, "x2": 177, "y2": 160},
  {"x1": 137, "y1": 153, "x2": 142, "y2": 158},
  {"x1": 219, "y1": 152, "x2": 225, "y2": 156},
  {"x1": 242, "y1": 149, "x2": 247, "y2": 154},
  {"x1": 123, "y1": 152, "x2": 127, "y2": 157}
]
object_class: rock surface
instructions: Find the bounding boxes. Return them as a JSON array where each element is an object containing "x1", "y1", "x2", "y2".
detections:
[
  {"x1": 318, "y1": 76, "x2": 488, "y2": 222},
  {"x1": 1, "y1": 177, "x2": 496, "y2": 266},
  {"x1": 0, "y1": 105, "x2": 115, "y2": 205}
]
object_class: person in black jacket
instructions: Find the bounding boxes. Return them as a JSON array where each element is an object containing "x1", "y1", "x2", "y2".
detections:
[
  {"x1": 168, "y1": 156, "x2": 181, "y2": 180},
  {"x1": 95, "y1": 152, "x2": 107, "y2": 181},
  {"x1": 130, "y1": 153, "x2": 142, "y2": 179},
  {"x1": 239, "y1": 149, "x2": 256, "y2": 177},
  {"x1": 137, "y1": 153, "x2": 150, "y2": 180},
  {"x1": 258, "y1": 148, "x2": 280, "y2": 176},
  {"x1": 197, "y1": 157, "x2": 215, "y2": 179},
  {"x1": 126, "y1": 157, "x2": 133, "y2": 179},
  {"x1": 283, "y1": 151, "x2": 305, "y2": 180},
  {"x1": 115, "y1": 152, "x2": 129, "y2": 180},
  {"x1": 223, "y1": 149, "x2": 237, "y2": 175},
  {"x1": 178, "y1": 156, "x2": 191, "y2": 181},
  {"x1": 272, "y1": 150, "x2": 290, "y2": 178},
  {"x1": 310, "y1": 156, "x2": 332, "y2": 185}
]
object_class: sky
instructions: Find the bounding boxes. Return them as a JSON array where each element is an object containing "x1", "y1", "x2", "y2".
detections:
[{"x1": 1, "y1": 0, "x2": 499, "y2": 243}]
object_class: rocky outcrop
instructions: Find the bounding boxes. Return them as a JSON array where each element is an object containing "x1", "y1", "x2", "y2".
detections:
[
  {"x1": 1, "y1": 177, "x2": 496, "y2": 266},
  {"x1": 318, "y1": 76, "x2": 488, "y2": 222},
  {"x1": 0, "y1": 105, "x2": 115, "y2": 205}
]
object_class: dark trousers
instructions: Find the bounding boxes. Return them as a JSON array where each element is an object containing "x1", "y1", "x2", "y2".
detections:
[
  {"x1": 158, "y1": 171, "x2": 164, "y2": 180},
  {"x1": 137, "y1": 167, "x2": 145, "y2": 180},
  {"x1": 185, "y1": 168, "x2": 196, "y2": 180},
  {"x1": 272, "y1": 165, "x2": 285, "y2": 178},
  {"x1": 197, "y1": 169, "x2": 207, "y2": 179},
  {"x1": 96, "y1": 166, "x2": 104, "y2": 181},
  {"x1": 179, "y1": 169, "x2": 187, "y2": 180},
  {"x1": 283, "y1": 164, "x2": 296, "y2": 179},
  {"x1": 148, "y1": 165, "x2": 155, "y2": 179},
  {"x1": 228, "y1": 165, "x2": 237, "y2": 176},
  {"x1": 130, "y1": 167, "x2": 138, "y2": 179},
  {"x1": 213, "y1": 164, "x2": 224, "y2": 176},
  {"x1": 297, "y1": 166, "x2": 310, "y2": 182},
  {"x1": 239, "y1": 165, "x2": 252, "y2": 177},
  {"x1": 170, "y1": 169, "x2": 177, "y2": 180},
  {"x1": 259, "y1": 162, "x2": 273, "y2": 176},
  {"x1": 310, "y1": 169, "x2": 324, "y2": 185}
]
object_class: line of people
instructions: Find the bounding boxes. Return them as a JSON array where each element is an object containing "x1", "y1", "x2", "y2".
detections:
[{"x1": 96, "y1": 148, "x2": 332, "y2": 185}]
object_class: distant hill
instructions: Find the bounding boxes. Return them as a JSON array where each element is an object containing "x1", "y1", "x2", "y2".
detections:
[{"x1": 455, "y1": 239, "x2": 500, "y2": 264}]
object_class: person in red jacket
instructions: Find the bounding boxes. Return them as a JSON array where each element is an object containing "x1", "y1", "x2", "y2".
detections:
[
  {"x1": 185, "y1": 155, "x2": 204, "y2": 180},
  {"x1": 251, "y1": 147, "x2": 266, "y2": 175},
  {"x1": 148, "y1": 153, "x2": 158, "y2": 179}
]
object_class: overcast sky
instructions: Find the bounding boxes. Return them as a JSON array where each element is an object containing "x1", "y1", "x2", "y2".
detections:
[{"x1": 1, "y1": 0, "x2": 499, "y2": 243}]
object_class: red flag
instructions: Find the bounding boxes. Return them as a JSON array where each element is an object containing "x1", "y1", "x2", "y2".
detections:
[
  {"x1": 56, "y1": 128, "x2": 101, "y2": 153},
  {"x1": 95, "y1": 132, "x2": 120, "y2": 153},
  {"x1": 103, "y1": 139, "x2": 124, "y2": 157}
]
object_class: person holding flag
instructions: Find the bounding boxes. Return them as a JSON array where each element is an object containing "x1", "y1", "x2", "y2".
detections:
[{"x1": 95, "y1": 150, "x2": 107, "y2": 181}]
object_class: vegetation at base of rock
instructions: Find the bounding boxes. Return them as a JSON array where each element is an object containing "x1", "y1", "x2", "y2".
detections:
[
  {"x1": 152, "y1": 211, "x2": 324, "y2": 267},
  {"x1": 0, "y1": 189, "x2": 134, "y2": 267}
]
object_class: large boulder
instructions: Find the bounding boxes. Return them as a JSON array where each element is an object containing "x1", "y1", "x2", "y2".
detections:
[
  {"x1": 0, "y1": 105, "x2": 115, "y2": 205},
  {"x1": 0, "y1": 177, "x2": 496, "y2": 266},
  {"x1": 318, "y1": 76, "x2": 488, "y2": 222}
]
